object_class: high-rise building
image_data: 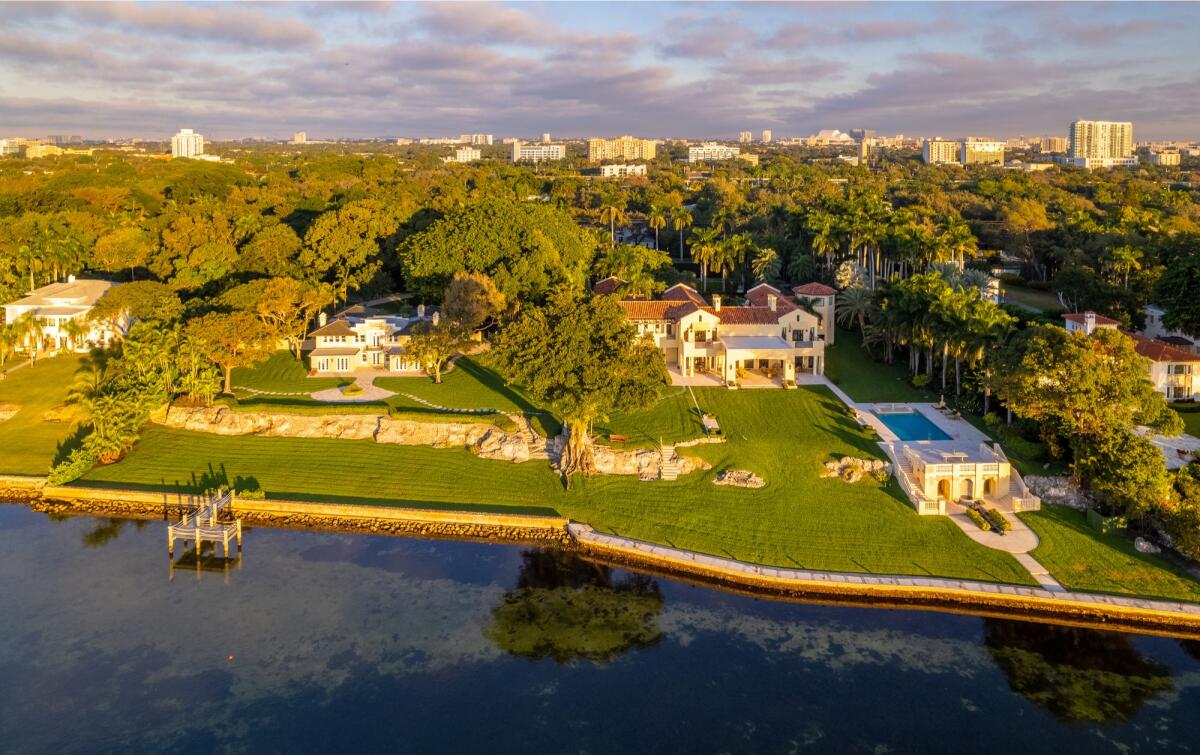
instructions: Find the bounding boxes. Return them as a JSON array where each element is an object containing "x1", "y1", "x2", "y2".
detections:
[
  {"x1": 922, "y1": 139, "x2": 960, "y2": 165},
  {"x1": 849, "y1": 128, "x2": 876, "y2": 142},
  {"x1": 1065, "y1": 120, "x2": 1137, "y2": 168},
  {"x1": 959, "y1": 137, "x2": 1004, "y2": 166},
  {"x1": 761, "y1": 130, "x2": 772, "y2": 143},
  {"x1": 1040, "y1": 136, "x2": 1069, "y2": 153},
  {"x1": 511, "y1": 140, "x2": 565, "y2": 162},
  {"x1": 541, "y1": 132, "x2": 551, "y2": 144},
  {"x1": 739, "y1": 131, "x2": 752, "y2": 143},
  {"x1": 687, "y1": 143, "x2": 741, "y2": 163},
  {"x1": 171, "y1": 128, "x2": 204, "y2": 159},
  {"x1": 586, "y1": 136, "x2": 657, "y2": 162},
  {"x1": 292, "y1": 131, "x2": 307, "y2": 144}
]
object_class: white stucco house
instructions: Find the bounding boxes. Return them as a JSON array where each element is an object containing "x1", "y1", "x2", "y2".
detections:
[
  {"x1": 306, "y1": 304, "x2": 439, "y2": 375},
  {"x1": 1063, "y1": 311, "x2": 1199, "y2": 401},
  {"x1": 605, "y1": 281, "x2": 835, "y2": 386},
  {"x1": 2, "y1": 276, "x2": 119, "y2": 353}
]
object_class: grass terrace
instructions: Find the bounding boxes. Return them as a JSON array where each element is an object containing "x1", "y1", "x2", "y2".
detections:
[
  {"x1": 1176, "y1": 402, "x2": 1200, "y2": 438},
  {"x1": 1022, "y1": 506, "x2": 1200, "y2": 603},
  {"x1": 1001, "y1": 284, "x2": 1063, "y2": 314},
  {"x1": 80, "y1": 385, "x2": 1036, "y2": 585},
  {"x1": 232, "y1": 351, "x2": 348, "y2": 394},
  {"x1": 0, "y1": 356, "x2": 85, "y2": 475},
  {"x1": 824, "y1": 327, "x2": 936, "y2": 403}
]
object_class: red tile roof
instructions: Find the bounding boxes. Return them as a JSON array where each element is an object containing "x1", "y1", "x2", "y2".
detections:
[
  {"x1": 1062, "y1": 312, "x2": 1120, "y2": 326},
  {"x1": 661, "y1": 283, "x2": 707, "y2": 306},
  {"x1": 592, "y1": 276, "x2": 624, "y2": 296},
  {"x1": 701, "y1": 306, "x2": 785, "y2": 324},
  {"x1": 792, "y1": 282, "x2": 837, "y2": 296},
  {"x1": 1128, "y1": 333, "x2": 1200, "y2": 363}
]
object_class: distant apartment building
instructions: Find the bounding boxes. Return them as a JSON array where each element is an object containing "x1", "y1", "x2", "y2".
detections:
[
  {"x1": 587, "y1": 136, "x2": 657, "y2": 162},
  {"x1": 761, "y1": 130, "x2": 772, "y2": 143},
  {"x1": 687, "y1": 143, "x2": 741, "y2": 163},
  {"x1": 446, "y1": 147, "x2": 481, "y2": 164},
  {"x1": 418, "y1": 137, "x2": 461, "y2": 145},
  {"x1": 171, "y1": 128, "x2": 205, "y2": 159},
  {"x1": 0, "y1": 138, "x2": 25, "y2": 156},
  {"x1": 849, "y1": 128, "x2": 876, "y2": 142},
  {"x1": 541, "y1": 132, "x2": 551, "y2": 144},
  {"x1": 959, "y1": 138, "x2": 1005, "y2": 166},
  {"x1": 739, "y1": 131, "x2": 753, "y2": 143},
  {"x1": 511, "y1": 140, "x2": 565, "y2": 163},
  {"x1": 922, "y1": 139, "x2": 961, "y2": 165},
  {"x1": 292, "y1": 131, "x2": 307, "y2": 144},
  {"x1": 600, "y1": 164, "x2": 647, "y2": 178},
  {"x1": 459, "y1": 133, "x2": 494, "y2": 145},
  {"x1": 1040, "y1": 136, "x2": 1069, "y2": 153},
  {"x1": 1065, "y1": 120, "x2": 1137, "y2": 168},
  {"x1": 25, "y1": 144, "x2": 63, "y2": 158},
  {"x1": 1147, "y1": 151, "x2": 1181, "y2": 166}
]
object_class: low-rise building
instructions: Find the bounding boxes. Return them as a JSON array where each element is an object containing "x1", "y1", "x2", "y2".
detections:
[
  {"x1": 511, "y1": 140, "x2": 565, "y2": 163},
  {"x1": 306, "y1": 304, "x2": 440, "y2": 375},
  {"x1": 687, "y1": 143, "x2": 741, "y2": 163},
  {"x1": 606, "y1": 282, "x2": 834, "y2": 386},
  {"x1": 1143, "y1": 305, "x2": 1198, "y2": 354},
  {"x1": 445, "y1": 146, "x2": 481, "y2": 164},
  {"x1": 1063, "y1": 311, "x2": 1199, "y2": 400},
  {"x1": 599, "y1": 164, "x2": 647, "y2": 178},
  {"x1": 1147, "y1": 151, "x2": 1181, "y2": 166},
  {"x1": 2, "y1": 276, "x2": 118, "y2": 353}
]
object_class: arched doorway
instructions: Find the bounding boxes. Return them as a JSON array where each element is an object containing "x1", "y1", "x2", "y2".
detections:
[
  {"x1": 983, "y1": 477, "x2": 997, "y2": 498},
  {"x1": 937, "y1": 479, "x2": 951, "y2": 501},
  {"x1": 960, "y1": 478, "x2": 975, "y2": 499}
]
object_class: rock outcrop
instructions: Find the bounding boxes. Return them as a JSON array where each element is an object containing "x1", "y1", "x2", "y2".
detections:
[
  {"x1": 155, "y1": 405, "x2": 535, "y2": 462},
  {"x1": 1024, "y1": 476, "x2": 1091, "y2": 511},
  {"x1": 821, "y1": 456, "x2": 891, "y2": 483},
  {"x1": 714, "y1": 469, "x2": 765, "y2": 488},
  {"x1": 1134, "y1": 537, "x2": 1162, "y2": 555},
  {"x1": 547, "y1": 434, "x2": 710, "y2": 480}
]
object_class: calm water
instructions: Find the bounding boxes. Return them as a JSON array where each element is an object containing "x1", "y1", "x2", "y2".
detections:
[
  {"x1": 2, "y1": 505, "x2": 1200, "y2": 754},
  {"x1": 873, "y1": 409, "x2": 952, "y2": 441}
]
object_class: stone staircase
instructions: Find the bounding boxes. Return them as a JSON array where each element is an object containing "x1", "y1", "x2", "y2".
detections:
[
  {"x1": 659, "y1": 444, "x2": 681, "y2": 481},
  {"x1": 886, "y1": 444, "x2": 943, "y2": 515},
  {"x1": 511, "y1": 414, "x2": 552, "y2": 461}
]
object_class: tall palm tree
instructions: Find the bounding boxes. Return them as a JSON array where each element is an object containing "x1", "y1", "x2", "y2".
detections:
[
  {"x1": 690, "y1": 226, "x2": 721, "y2": 292},
  {"x1": 836, "y1": 286, "x2": 875, "y2": 337},
  {"x1": 720, "y1": 234, "x2": 753, "y2": 292},
  {"x1": 647, "y1": 206, "x2": 667, "y2": 251},
  {"x1": 806, "y1": 209, "x2": 839, "y2": 273},
  {"x1": 61, "y1": 317, "x2": 90, "y2": 352},
  {"x1": 0, "y1": 324, "x2": 17, "y2": 367},
  {"x1": 670, "y1": 207, "x2": 693, "y2": 262},
  {"x1": 599, "y1": 202, "x2": 626, "y2": 248},
  {"x1": 14, "y1": 313, "x2": 44, "y2": 364},
  {"x1": 67, "y1": 354, "x2": 110, "y2": 406},
  {"x1": 751, "y1": 247, "x2": 781, "y2": 284}
]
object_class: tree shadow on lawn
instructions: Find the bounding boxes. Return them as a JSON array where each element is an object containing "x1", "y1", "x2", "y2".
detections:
[
  {"x1": 456, "y1": 358, "x2": 544, "y2": 414},
  {"x1": 53, "y1": 423, "x2": 90, "y2": 466}
]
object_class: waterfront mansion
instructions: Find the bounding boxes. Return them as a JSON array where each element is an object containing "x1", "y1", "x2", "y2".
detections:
[
  {"x1": 306, "y1": 304, "x2": 439, "y2": 375},
  {"x1": 2, "y1": 276, "x2": 118, "y2": 354},
  {"x1": 602, "y1": 281, "x2": 836, "y2": 386},
  {"x1": 1064, "y1": 311, "x2": 1199, "y2": 401}
]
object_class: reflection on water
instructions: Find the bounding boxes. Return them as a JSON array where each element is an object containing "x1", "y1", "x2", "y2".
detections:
[
  {"x1": 486, "y1": 549, "x2": 663, "y2": 663},
  {"x1": 2, "y1": 505, "x2": 1200, "y2": 754}
]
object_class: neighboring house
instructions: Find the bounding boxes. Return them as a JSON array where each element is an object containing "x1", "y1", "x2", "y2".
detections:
[
  {"x1": 608, "y1": 282, "x2": 835, "y2": 386},
  {"x1": 1062, "y1": 311, "x2": 1199, "y2": 400},
  {"x1": 1142, "y1": 304, "x2": 1198, "y2": 355},
  {"x1": 2, "y1": 276, "x2": 118, "y2": 353},
  {"x1": 306, "y1": 304, "x2": 439, "y2": 375}
]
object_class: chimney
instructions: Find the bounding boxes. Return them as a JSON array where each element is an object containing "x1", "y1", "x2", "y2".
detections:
[
  {"x1": 1084, "y1": 311, "x2": 1096, "y2": 334},
  {"x1": 767, "y1": 294, "x2": 777, "y2": 312},
  {"x1": 318, "y1": 311, "x2": 327, "y2": 327},
  {"x1": 417, "y1": 303, "x2": 426, "y2": 319},
  {"x1": 712, "y1": 294, "x2": 722, "y2": 312}
]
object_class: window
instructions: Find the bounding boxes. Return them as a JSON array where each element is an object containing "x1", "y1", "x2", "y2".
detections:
[
  {"x1": 667, "y1": 324, "x2": 675, "y2": 337},
  {"x1": 695, "y1": 330, "x2": 707, "y2": 343}
]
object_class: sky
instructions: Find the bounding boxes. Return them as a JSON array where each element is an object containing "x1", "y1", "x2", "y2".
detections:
[{"x1": 0, "y1": 1, "x2": 1197, "y2": 141}]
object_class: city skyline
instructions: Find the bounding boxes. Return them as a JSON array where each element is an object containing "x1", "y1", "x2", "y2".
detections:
[{"x1": 1, "y1": 1, "x2": 1198, "y2": 140}]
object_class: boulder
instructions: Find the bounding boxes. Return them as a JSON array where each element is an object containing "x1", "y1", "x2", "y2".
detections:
[
  {"x1": 822, "y1": 456, "x2": 892, "y2": 482},
  {"x1": 1134, "y1": 537, "x2": 1162, "y2": 555},
  {"x1": 1024, "y1": 476, "x2": 1091, "y2": 511},
  {"x1": 714, "y1": 469, "x2": 766, "y2": 488}
]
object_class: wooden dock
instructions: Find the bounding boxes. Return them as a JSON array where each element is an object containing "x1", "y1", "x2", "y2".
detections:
[{"x1": 167, "y1": 489, "x2": 243, "y2": 559}]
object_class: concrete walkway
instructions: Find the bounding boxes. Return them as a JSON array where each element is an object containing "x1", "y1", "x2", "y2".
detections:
[
  {"x1": 568, "y1": 523, "x2": 1195, "y2": 618},
  {"x1": 310, "y1": 374, "x2": 396, "y2": 403}
]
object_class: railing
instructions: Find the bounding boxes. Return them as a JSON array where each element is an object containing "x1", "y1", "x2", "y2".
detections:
[{"x1": 875, "y1": 403, "x2": 915, "y2": 415}]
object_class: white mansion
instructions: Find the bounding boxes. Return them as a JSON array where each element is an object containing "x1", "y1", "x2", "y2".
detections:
[
  {"x1": 306, "y1": 304, "x2": 439, "y2": 375},
  {"x1": 2, "y1": 276, "x2": 118, "y2": 353},
  {"x1": 600, "y1": 280, "x2": 836, "y2": 386}
]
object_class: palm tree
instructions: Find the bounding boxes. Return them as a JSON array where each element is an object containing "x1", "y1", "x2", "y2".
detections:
[
  {"x1": 599, "y1": 202, "x2": 626, "y2": 248},
  {"x1": 61, "y1": 317, "x2": 89, "y2": 352},
  {"x1": 0, "y1": 324, "x2": 17, "y2": 367},
  {"x1": 714, "y1": 206, "x2": 738, "y2": 240},
  {"x1": 647, "y1": 206, "x2": 667, "y2": 251},
  {"x1": 836, "y1": 286, "x2": 875, "y2": 338},
  {"x1": 13, "y1": 313, "x2": 43, "y2": 364},
  {"x1": 670, "y1": 207, "x2": 693, "y2": 262},
  {"x1": 67, "y1": 354, "x2": 110, "y2": 406},
  {"x1": 751, "y1": 247, "x2": 781, "y2": 284},
  {"x1": 720, "y1": 234, "x2": 753, "y2": 292},
  {"x1": 690, "y1": 226, "x2": 721, "y2": 292},
  {"x1": 806, "y1": 209, "x2": 839, "y2": 272}
]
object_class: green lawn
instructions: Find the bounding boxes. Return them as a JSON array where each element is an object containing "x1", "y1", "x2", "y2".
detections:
[
  {"x1": 80, "y1": 385, "x2": 1034, "y2": 584},
  {"x1": 824, "y1": 327, "x2": 937, "y2": 403},
  {"x1": 0, "y1": 356, "x2": 85, "y2": 475},
  {"x1": 232, "y1": 351, "x2": 347, "y2": 393},
  {"x1": 1022, "y1": 506, "x2": 1200, "y2": 603},
  {"x1": 1002, "y1": 285, "x2": 1063, "y2": 314},
  {"x1": 1175, "y1": 403, "x2": 1200, "y2": 438},
  {"x1": 595, "y1": 387, "x2": 703, "y2": 448}
]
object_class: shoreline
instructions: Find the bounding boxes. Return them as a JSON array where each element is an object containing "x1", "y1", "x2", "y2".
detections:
[{"x1": 4, "y1": 474, "x2": 1200, "y2": 639}]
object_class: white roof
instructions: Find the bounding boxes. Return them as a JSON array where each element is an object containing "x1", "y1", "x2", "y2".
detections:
[{"x1": 5, "y1": 279, "x2": 115, "y2": 308}]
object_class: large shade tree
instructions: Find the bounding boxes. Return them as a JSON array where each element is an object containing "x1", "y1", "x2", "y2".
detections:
[{"x1": 493, "y1": 289, "x2": 668, "y2": 479}]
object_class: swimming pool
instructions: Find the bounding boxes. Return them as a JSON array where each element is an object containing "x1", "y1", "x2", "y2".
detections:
[{"x1": 873, "y1": 408, "x2": 952, "y2": 441}]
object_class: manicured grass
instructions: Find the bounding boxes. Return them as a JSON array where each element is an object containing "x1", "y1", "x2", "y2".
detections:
[
  {"x1": 595, "y1": 387, "x2": 703, "y2": 448},
  {"x1": 1001, "y1": 285, "x2": 1063, "y2": 314},
  {"x1": 0, "y1": 356, "x2": 85, "y2": 475},
  {"x1": 824, "y1": 327, "x2": 937, "y2": 403},
  {"x1": 232, "y1": 351, "x2": 347, "y2": 393},
  {"x1": 1022, "y1": 506, "x2": 1200, "y2": 603},
  {"x1": 1175, "y1": 402, "x2": 1200, "y2": 438},
  {"x1": 81, "y1": 385, "x2": 1035, "y2": 584}
]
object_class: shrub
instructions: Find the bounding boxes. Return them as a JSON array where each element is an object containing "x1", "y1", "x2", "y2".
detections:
[
  {"x1": 47, "y1": 447, "x2": 98, "y2": 486},
  {"x1": 987, "y1": 508, "x2": 1013, "y2": 532},
  {"x1": 236, "y1": 487, "x2": 266, "y2": 500},
  {"x1": 911, "y1": 374, "x2": 931, "y2": 389},
  {"x1": 862, "y1": 424, "x2": 877, "y2": 438},
  {"x1": 966, "y1": 507, "x2": 991, "y2": 531},
  {"x1": 343, "y1": 383, "x2": 365, "y2": 397},
  {"x1": 1026, "y1": 279, "x2": 1052, "y2": 291},
  {"x1": 998, "y1": 273, "x2": 1025, "y2": 286}
]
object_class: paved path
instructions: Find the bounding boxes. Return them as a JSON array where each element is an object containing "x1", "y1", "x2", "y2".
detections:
[
  {"x1": 310, "y1": 374, "x2": 397, "y2": 403},
  {"x1": 568, "y1": 523, "x2": 1197, "y2": 619}
]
